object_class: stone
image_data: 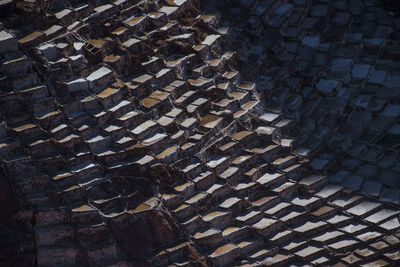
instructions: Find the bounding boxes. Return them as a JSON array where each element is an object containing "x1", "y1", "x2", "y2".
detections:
[
  {"x1": 342, "y1": 175, "x2": 364, "y2": 191},
  {"x1": 38, "y1": 43, "x2": 58, "y2": 61},
  {"x1": 365, "y1": 209, "x2": 399, "y2": 224},
  {"x1": 332, "y1": 12, "x2": 350, "y2": 24},
  {"x1": 299, "y1": 175, "x2": 327, "y2": 190},
  {"x1": 347, "y1": 201, "x2": 381, "y2": 217},
  {"x1": 209, "y1": 243, "x2": 240, "y2": 266},
  {"x1": 265, "y1": 202, "x2": 292, "y2": 217},
  {"x1": 295, "y1": 246, "x2": 322, "y2": 260},
  {"x1": 66, "y1": 78, "x2": 88, "y2": 93},
  {"x1": 331, "y1": 58, "x2": 353, "y2": 72},
  {"x1": 384, "y1": 74, "x2": 400, "y2": 88},
  {"x1": 252, "y1": 218, "x2": 282, "y2": 236},
  {"x1": 236, "y1": 211, "x2": 263, "y2": 225},
  {"x1": 382, "y1": 104, "x2": 400, "y2": 117},
  {"x1": 112, "y1": 209, "x2": 181, "y2": 256},
  {"x1": 302, "y1": 36, "x2": 320, "y2": 48},
  {"x1": 202, "y1": 210, "x2": 230, "y2": 227},
  {"x1": 18, "y1": 31, "x2": 45, "y2": 48},
  {"x1": 44, "y1": 25, "x2": 65, "y2": 39},
  {"x1": 202, "y1": 34, "x2": 221, "y2": 47},
  {"x1": 293, "y1": 221, "x2": 328, "y2": 236},
  {"x1": 86, "y1": 67, "x2": 113, "y2": 91},
  {"x1": 352, "y1": 64, "x2": 372, "y2": 79},
  {"x1": 368, "y1": 70, "x2": 387, "y2": 84},
  {"x1": 327, "y1": 239, "x2": 358, "y2": 252},
  {"x1": 257, "y1": 172, "x2": 284, "y2": 187},
  {"x1": 0, "y1": 30, "x2": 17, "y2": 54},
  {"x1": 360, "y1": 180, "x2": 382, "y2": 197},
  {"x1": 310, "y1": 4, "x2": 329, "y2": 17},
  {"x1": 200, "y1": 114, "x2": 223, "y2": 130},
  {"x1": 312, "y1": 230, "x2": 345, "y2": 243},
  {"x1": 380, "y1": 189, "x2": 400, "y2": 205},
  {"x1": 292, "y1": 196, "x2": 320, "y2": 211},
  {"x1": 311, "y1": 158, "x2": 329, "y2": 170},
  {"x1": 316, "y1": 184, "x2": 342, "y2": 199},
  {"x1": 193, "y1": 228, "x2": 223, "y2": 247},
  {"x1": 122, "y1": 38, "x2": 143, "y2": 53},
  {"x1": 274, "y1": 4, "x2": 293, "y2": 16},
  {"x1": 316, "y1": 79, "x2": 341, "y2": 94}
]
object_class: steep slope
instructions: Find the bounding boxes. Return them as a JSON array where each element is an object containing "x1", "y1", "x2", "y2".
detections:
[{"x1": 0, "y1": 0, "x2": 399, "y2": 266}]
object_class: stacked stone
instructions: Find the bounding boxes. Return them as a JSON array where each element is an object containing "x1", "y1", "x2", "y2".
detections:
[{"x1": 0, "y1": 0, "x2": 399, "y2": 266}]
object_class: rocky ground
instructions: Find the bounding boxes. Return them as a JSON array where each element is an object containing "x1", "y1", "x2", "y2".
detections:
[{"x1": 0, "y1": 0, "x2": 399, "y2": 266}]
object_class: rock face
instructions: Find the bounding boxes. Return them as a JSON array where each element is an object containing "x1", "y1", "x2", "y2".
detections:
[
  {"x1": 0, "y1": 172, "x2": 35, "y2": 266},
  {"x1": 110, "y1": 201, "x2": 182, "y2": 257},
  {"x1": 0, "y1": 0, "x2": 400, "y2": 266}
]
